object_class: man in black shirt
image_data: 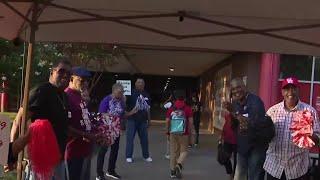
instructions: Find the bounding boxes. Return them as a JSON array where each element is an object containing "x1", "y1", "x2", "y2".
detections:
[
  {"x1": 125, "y1": 78, "x2": 153, "y2": 163},
  {"x1": 10, "y1": 59, "x2": 72, "y2": 180}
]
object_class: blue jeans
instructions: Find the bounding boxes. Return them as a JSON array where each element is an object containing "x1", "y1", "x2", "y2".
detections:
[
  {"x1": 234, "y1": 148, "x2": 266, "y2": 180},
  {"x1": 126, "y1": 119, "x2": 150, "y2": 158}
]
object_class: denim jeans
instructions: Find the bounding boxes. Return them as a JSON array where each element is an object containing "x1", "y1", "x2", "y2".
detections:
[
  {"x1": 126, "y1": 119, "x2": 150, "y2": 158},
  {"x1": 96, "y1": 137, "x2": 120, "y2": 176},
  {"x1": 234, "y1": 147, "x2": 266, "y2": 180}
]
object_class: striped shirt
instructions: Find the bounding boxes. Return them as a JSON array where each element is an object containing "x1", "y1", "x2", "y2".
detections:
[{"x1": 263, "y1": 101, "x2": 320, "y2": 179}]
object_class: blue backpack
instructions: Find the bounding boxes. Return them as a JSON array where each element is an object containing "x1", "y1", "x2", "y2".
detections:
[{"x1": 170, "y1": 106, "x2": 186, "y2": 134}]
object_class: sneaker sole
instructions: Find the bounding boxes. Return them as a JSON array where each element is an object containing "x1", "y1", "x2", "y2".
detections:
[{"x1": 106, "y1": 173, "x2": 120, "y2": 179}]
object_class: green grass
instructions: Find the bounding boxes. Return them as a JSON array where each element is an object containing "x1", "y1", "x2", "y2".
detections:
[{"x1": 1, "y1": 171, "x2": 16, "y2": 180}]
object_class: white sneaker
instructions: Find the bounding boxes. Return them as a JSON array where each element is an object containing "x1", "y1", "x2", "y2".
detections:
[
  {"x1": 165, "y1": 154, "x2": 170, "y2": 159},
  {"x1": 144, "y1": 157, "x2": 153, "y2": 162},
  {"x1": 126, "y1": 158, "x2": 133, "y2": 163}
]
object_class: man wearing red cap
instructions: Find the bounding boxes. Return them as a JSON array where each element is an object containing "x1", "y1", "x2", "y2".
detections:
[
  {"x1": 166, "y1": 96, "x2": 193, "y2": 179},
  {"x1": 264, "y1": 77, "x2": 320, "y2": 180}
]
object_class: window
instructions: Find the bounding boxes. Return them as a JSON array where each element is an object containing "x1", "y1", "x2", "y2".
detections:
[
  {"x1": 313, "y1": 57, "x2": 320, "y2": 82},
  {"x1": 280, "y1": 55, "x2": 313, "y2": 81}
]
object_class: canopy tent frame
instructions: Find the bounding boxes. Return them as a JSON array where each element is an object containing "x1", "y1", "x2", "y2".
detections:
[
  {"x1": 4, "y1": 1, "x2": 320, "y2": 179},
  {"x1": 3, "y1": 1, "x2": 320, "y2": 48}
]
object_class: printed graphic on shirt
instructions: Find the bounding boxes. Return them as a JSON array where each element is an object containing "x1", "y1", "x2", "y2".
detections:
[{"x1": 79, "y1": 101, "x2": 91, "y2": 131}]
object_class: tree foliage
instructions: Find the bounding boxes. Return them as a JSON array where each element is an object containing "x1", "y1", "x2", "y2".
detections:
[{"x1": 0, "y1": 39, "x2": 121, "y2": 109}]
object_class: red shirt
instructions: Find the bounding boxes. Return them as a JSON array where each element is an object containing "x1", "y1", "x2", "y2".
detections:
[
  {"x1": 222, "y1": 112, "x2": 237, "y2": 144},
  {"x1": 166, "y1": 100, "x2": 193, "y2": 135}
]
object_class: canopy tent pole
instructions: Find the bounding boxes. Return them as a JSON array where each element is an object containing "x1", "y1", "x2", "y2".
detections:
[{"x1": 16, "y1": 3, "x2": 38, "y2": 180}]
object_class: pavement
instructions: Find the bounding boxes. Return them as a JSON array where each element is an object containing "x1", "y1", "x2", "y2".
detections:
[{"x1": 89, "y1": 122, "x2": 230, "y2": 180}]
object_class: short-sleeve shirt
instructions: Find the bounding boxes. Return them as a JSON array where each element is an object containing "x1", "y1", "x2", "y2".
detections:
[
  {"x1": 28, "y1": 82, "x2": 69, "y2": 155},
  {"x1": 126, "y1": 89, "x2": 150, "y2": 121},
  {"x1": 99, "y1": 95, "x2": 126, "y2": 117},
  {"x1": 64, "y1": 88, "x2": 92, "y2": 160},
  {"x1": 166, "y1": 101, "x2": 193, "y2": 135}
]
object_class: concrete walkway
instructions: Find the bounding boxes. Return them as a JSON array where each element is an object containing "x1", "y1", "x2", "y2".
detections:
[{"x1": 89, "y1": 123, "x2": 230, "y2": 180}]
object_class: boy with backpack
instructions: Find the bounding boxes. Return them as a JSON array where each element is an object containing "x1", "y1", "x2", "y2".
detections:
[{"x1": 166, "y1": 97, "x2": 194, "y2": 179}]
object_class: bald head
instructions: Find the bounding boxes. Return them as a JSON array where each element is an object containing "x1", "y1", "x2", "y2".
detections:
[{"x1": 230, "y1": 78, "x2": 245, "y2": 88}]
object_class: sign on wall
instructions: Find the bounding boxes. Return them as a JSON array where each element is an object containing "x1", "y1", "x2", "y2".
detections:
[
  {"x1": 116, "y1": 80, "x2": 132, "y2": 95},
  {"x1": 0, "y1": 114, "x2": 10, "y2": 165}
]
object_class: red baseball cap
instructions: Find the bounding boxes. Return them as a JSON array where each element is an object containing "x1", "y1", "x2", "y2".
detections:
[{"x1": 281, "y1": 77, "x2": 299, "y2": 89}]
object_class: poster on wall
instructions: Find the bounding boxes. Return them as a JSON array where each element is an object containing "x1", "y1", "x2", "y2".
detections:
[
  {"x1": 213, "y1": 65, "x2": 232, "y2": 130},
  {"x1": 116, "y1": 80, "x2": 132, "y2": 95},
  {"x1": 0, "y1": 114, "x2": 10, "y2": 165}
]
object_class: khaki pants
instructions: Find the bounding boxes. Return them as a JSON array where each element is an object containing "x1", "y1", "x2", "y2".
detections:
[{"x1": 170, "y1": 134, "x2": 188, "y2": 170}]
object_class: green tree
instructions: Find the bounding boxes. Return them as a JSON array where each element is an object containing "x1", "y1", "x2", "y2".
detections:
[{"x1": 0, "y1": 39, "x2": 121, "y2": 110}]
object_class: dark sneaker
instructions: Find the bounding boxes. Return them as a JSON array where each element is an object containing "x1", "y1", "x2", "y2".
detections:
[
  {"x1": 106, "y1": 171, "x2": 121, "y2": 179},
  {"x1": 170, "y1": 170, "x2": 177, "y2": 178},
  {"x1": 96, "y1": 175, "x2": 107, "y2": 180},
  {"x1": 175, "y1": 164, "x2": 183, "y2": 179}
]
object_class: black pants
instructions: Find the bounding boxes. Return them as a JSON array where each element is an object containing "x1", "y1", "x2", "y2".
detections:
[
  {"x1": 193, "y1": 112, "x2": 201, "y2": 144},
  {"x1": 267, "y1": 172, "x2": 308, "y2": 180},
  {"x1": 96, "y1": 137, "x2": 120, "y2": 176},
  {"x1": 68, "y1": 158, "x2": 84, "y2": 180},
  {"x1": 223, "y1": 143, "x2": 237, "y2": 175}
]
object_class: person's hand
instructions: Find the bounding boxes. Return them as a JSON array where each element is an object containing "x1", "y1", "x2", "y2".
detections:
[
  {"x1": 4, "y1": 163, "x2": 16, "y2": 173},
  {"x1": 129, "y1": 107, "x2": 139, "y2": 116},
  {"x1": 222, "y1": 101, "x2": 233, "y2": 112}
]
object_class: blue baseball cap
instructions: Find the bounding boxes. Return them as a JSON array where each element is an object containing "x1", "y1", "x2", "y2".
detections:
[{"x1": 71, "y1": 67, "x2": 91, "y2": 77}]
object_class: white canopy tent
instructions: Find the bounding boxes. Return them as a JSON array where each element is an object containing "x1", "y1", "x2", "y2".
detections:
[
  {"x1": 2, "y1": 1, "x2": 320, "y2": 179},
  {"x1": 2, "y1": 0, "x2": 320, "y2": 55}
]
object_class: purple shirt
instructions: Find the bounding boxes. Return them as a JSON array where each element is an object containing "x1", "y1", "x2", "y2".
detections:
[
  {"x1": 99, "y1": 95, "x2": 126, "y2": 117},
  {"x1": 64, "y1": 88, "x2": 92, "y2": 160}
]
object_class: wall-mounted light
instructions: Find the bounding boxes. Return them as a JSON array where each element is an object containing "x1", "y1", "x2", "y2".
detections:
[{"x1": 169, "y1": 67, "x2": 175, "y2": 72}]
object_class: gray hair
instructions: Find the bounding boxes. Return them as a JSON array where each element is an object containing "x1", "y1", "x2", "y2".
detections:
[{"x1": 112, "y1": 83, "x2": 124, "y2": 92}]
